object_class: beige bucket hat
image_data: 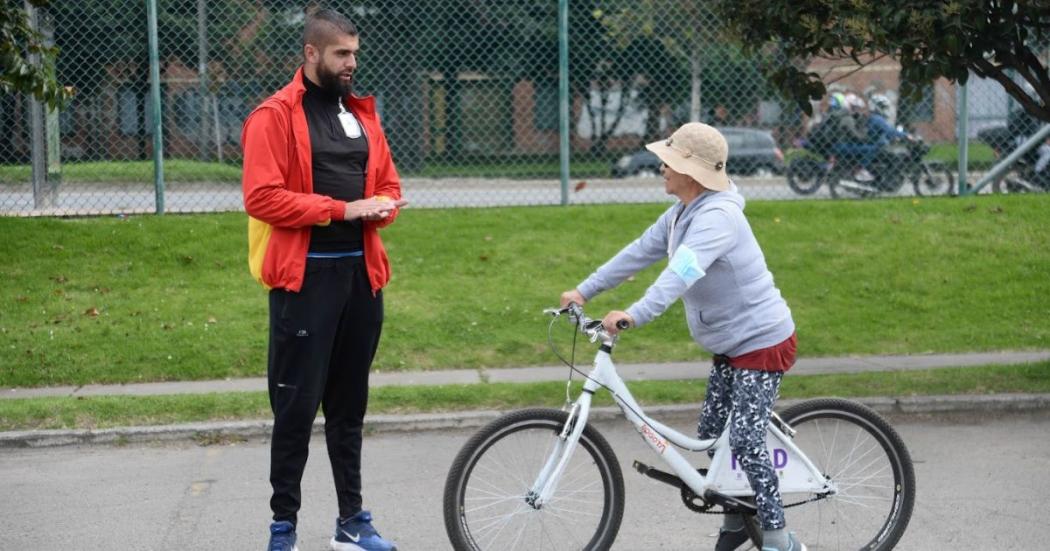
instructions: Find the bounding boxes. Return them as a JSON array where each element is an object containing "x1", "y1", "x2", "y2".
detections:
[{"x1": 645, "y1": 122, "x2": 730, "y2": 191}]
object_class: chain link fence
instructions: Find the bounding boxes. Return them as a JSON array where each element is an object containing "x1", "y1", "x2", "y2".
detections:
[{"x1": 0, "y1": 0, "x2": 1035, "y2": 216}]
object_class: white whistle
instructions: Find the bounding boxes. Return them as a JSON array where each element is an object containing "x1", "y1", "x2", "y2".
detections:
[{"x1": 337, "y1": 101, "x2": 361, "y2": 139}]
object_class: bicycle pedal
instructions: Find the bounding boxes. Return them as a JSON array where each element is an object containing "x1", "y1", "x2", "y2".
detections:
[{"x1": 633, "y1": 461, "x2": 685, "y2": 489}]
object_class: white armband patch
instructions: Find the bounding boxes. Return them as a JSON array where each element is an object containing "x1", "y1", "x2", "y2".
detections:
[{"x1": 668, "y1": 244, "x2": 705, "y2": 286}]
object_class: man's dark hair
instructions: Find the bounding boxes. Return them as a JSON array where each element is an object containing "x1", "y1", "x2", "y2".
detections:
[{"x1": 303, "y1": 8, "x2": 358, "y2": 51}]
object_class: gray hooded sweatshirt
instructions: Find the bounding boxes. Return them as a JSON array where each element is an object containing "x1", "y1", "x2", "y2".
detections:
[{"x1": 577, "y1": 183, "x2": 794, "y2": 357}]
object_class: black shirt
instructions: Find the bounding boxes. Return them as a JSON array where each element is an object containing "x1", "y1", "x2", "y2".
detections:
[{"x1": 302, "y1": 76, "x2": 369, "y2": 253}]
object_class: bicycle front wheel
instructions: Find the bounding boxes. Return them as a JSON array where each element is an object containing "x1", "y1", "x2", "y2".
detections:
[
  {"x1": 786, "y1": 157, "x2": 825, "y2": 195},
  {"x1": 443, "y1": 408, "x2": 625, "y2": 551},
  {"x1": 778, "y1": 399, "x2": 915, "y2": 551}
]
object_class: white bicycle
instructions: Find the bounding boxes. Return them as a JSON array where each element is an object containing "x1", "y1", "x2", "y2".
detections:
[{"x1": 443, "y1": 304, "x2": 916, "y2": 550}]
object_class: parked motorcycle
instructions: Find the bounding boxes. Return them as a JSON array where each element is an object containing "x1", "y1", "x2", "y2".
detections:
[
  {"x1": 786, "y1": 135, "x2": 954, "y2": 198},
  {"x1": 976, "y1": 126, "x2": 1050, "y2": 194}
]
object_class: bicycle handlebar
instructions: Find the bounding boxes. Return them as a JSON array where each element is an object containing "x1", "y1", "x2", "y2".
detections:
[{"x1": 545, "y1": 302, "x2": 628, "y2": 342}]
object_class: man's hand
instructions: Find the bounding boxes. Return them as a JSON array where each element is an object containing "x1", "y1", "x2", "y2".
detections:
[
  {"x1": 560, "y1": 289, "x2": 586, "y2": 309},
  {"x1": 344, "y1": 198, "x2": 407, "y2": 221},
  {"x1": 601, "y1": 310, "x2": 633, "y2": 335}
]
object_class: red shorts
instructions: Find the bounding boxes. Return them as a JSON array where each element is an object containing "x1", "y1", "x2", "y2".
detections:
[{"x1": 729, "y1": 332, "x2": 797, "y2": 372}]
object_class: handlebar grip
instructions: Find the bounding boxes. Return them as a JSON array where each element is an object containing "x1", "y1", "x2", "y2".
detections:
[{"x1": 615, "y1": 319, "x2": 630, "y2": 330}]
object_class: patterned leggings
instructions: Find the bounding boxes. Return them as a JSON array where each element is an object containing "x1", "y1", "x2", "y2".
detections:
[{"x1": 697, "y1": 357, "x2": 785, "y2": 530}]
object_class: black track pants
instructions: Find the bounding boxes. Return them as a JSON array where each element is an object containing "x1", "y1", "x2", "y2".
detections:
[{"x1": 267, "y1": 256, "x2": 383, "y2": 525}]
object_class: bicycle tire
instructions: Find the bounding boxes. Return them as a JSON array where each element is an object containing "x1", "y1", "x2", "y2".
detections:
[
  {"x1": 778, "y1": 398, "x2": 915, "y2": 551},
  {"x1": 911, "y1": 163, "x2": 954, "y2": 196},
  {"x1": 786, "y1": 158, "x2": 824, "y2": 195},
  {"x1": 443, "y1": 408, "x2": 625, "y2": 551},
  {"x1": 993, "y1": 171, "x2": 1043, "y2": 194}
]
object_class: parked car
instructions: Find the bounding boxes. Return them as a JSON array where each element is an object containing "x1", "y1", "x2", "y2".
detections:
[{"x1": 611, "y1": 126, "x2": 784, "y2": 178}]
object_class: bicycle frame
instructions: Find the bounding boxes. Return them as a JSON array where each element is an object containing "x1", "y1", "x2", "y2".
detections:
[{"x1": 529, "y1": 343, "x2": 836, "y2": 508}]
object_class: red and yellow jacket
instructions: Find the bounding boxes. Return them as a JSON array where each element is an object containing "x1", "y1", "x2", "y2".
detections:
[{"x1": 241, "y1": 68, "x2": 402, "y2": 294}]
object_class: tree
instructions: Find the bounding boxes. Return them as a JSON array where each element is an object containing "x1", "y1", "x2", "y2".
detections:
[
  {"x1": 623, "y1": 35, "x2": 688, "y2": 142},
  {"x1": 715, "y1": 1, "x2": 1050, "y2": 120},
  {"x1": 601, "y1": 2, "x2": 785, "y2": 141},
  {"x1": 49, "y1": 0, "x2": 259, "y2": 160},
  {"x1": 601, "y1": 0, "x2": 709, "y2": 126},
  {"x1": 0, "y1": 0, "x2": 70, "y2": 108},
  {"x1": 516, "y1": 0, "x2": 633, "y2": 155}
]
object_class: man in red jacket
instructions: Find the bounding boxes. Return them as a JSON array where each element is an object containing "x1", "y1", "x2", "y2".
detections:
[{"x1": 240, "y1": 8, "x2": 406, "y2": 551}]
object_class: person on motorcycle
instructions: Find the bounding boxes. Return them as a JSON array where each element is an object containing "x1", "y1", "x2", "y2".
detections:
[
  {"x1": 866, "y1": 94, "x2": 910, "y2": 146},
  {"x1": 828, "y1": 93, "x2": 879, "y2": 182},
  {"x1": 863, "y1": 94, "x2": 914, "y2": 180}
]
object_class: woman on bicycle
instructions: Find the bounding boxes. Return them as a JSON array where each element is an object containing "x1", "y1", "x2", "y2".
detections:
[{"x1": 560, "y1": 122, "x2": 804, "y2": 551}]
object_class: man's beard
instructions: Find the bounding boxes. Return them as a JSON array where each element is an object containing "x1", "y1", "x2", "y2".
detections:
[{"x1": 317, "y1": 64, "x2": 353, "y2": 97}]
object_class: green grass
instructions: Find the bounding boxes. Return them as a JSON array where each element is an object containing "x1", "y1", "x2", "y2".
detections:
[
  {"x1": 0, "y1": 160, "x2": 243, "y2": 184},
  {"x1": 0, "y1": 158, "x2": 613, "y2": 184},
  {"x1": 926, "y1": 142, "x2": 997, "y2": 170},
  {"x1": 1, "y1": 362, "x2": 1046, "y2": 431},
  {"x1": 1, "y1": 195, "x2": 1048, "y2": 388}
]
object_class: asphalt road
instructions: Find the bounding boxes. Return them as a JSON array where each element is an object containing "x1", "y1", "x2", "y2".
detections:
[{"x1": 2, "y1": 410, "x2": 1048, "y2": 550}]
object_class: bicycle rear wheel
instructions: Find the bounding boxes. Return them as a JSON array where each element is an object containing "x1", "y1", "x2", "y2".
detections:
[
  {"x1": 911, "y1": 163, "x2": 955, "y2": 196},
  {"x1": 443, "y1": 408, "x2": 625, "y2": 551},
  {"x1": 778, "y1": 399, "x2": 915, "y2": 551}
]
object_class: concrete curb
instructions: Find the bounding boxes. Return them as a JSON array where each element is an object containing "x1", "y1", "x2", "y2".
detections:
[
  {"x1": 7, "y1": 349, "x2": 1050, "y2": 400},
  {"x1": 2, "y1": 393, "x2": 1048, "y2": 449}
]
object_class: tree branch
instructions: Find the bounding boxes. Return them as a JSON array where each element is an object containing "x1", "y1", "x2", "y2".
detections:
[
  {"x1": 1015, "y1": 43, "x2": 1050, "y2": 108},
  {"x1": 819, "y1": 53, "x2": 890, "y2": 86},
  {"x1": 974, "y1": 57, "x2": 1050, "y2": 120}
]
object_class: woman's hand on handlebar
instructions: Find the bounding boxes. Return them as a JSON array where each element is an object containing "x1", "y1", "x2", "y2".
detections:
[
  {"x1": 601, "y1": 310, "x2": 634, "y2": 335},
  {"x1": 560, "y1": 289, "x2": 586, "y2": 309}
]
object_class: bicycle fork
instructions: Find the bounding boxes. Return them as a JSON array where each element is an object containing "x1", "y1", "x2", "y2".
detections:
[{"x1": 526, "y1": 394, "x2": 593, "y2": 509}]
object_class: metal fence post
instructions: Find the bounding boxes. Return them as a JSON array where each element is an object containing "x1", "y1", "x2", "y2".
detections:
[
  {"x1": 196, "y1": 0, "x2": 210, "y2": 161},
  {"x1": 41, "y1": 7, "x2": 61, "y2": 201},
  {"x1": 957, "y1": 82, "x2": 969, "y2": 195},
  {"x1": 25, "y1": 1, "x2": 49, "y2": 210},
  {"x1": 146, "y1": 0, "x2": 166, "y2": 214},
  {"x1": 558, "y1": 0, "x2": 570, "y2": 206}
]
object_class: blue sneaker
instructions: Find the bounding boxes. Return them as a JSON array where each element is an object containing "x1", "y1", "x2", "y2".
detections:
[
  {"x1": 330, "y1": 510, "x2": 397, "y2": 551},
  {"x1": 268, "y1": 520, "x2": 299, "y2": 551}
]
